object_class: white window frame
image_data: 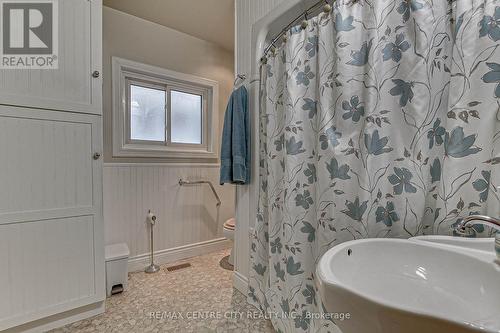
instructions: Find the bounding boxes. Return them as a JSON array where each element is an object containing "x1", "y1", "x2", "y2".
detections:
[{"x1": 112, "y1": 57, "x2": 219, "y2": 160}]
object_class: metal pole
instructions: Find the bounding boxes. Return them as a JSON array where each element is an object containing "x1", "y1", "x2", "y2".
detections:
[{"x1": 145, "y1": 213, "x2": 160, "y2": 274}]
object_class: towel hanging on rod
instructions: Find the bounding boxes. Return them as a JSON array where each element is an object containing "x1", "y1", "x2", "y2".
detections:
[{"x1": 220, "y1": 85, "x2": 250, "y2": 185}]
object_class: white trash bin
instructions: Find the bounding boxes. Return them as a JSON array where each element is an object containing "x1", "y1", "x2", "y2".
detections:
[{"x1": 105, "y1": 243, "x2": 130, "y2": 297}]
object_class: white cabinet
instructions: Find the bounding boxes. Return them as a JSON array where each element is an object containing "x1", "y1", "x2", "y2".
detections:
[
  {"x1": 0, "y1": 0, "x2": 104, "y2": 331},
  {"x1": 0, "y1": 107, "x2": 104, "y2": 331},
  {"x1": 0, "y1": 0, "x2": 102, "y2": 114}
]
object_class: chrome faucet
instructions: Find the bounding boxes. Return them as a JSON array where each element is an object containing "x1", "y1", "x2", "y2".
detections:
[
  {"x1": 455, "y1": 215, "x2": 500, "y2": 234},
  {"x1": 455, "y1": 215, "x2": 500, "y2": 259}
]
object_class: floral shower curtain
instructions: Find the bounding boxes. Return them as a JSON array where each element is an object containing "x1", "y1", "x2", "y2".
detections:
[{"x1": 249, "y1": 0, "x2": 500, "y2": 332}]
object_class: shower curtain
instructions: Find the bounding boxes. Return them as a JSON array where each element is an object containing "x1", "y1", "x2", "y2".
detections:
[{"x1": 249, "y1": 0, "x2": 500, "y2": 332}]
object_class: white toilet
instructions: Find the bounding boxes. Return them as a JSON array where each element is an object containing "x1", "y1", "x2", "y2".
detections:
[{"x1": 223, "y1": 217, "x2": 235, "y2": 266}]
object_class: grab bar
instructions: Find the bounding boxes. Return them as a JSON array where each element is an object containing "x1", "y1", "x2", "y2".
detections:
[{"x1": 178, "y1": 179, "x2": 221, "y2": 207}]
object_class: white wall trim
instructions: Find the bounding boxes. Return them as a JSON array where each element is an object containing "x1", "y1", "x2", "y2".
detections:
[
  {"x1": 232, "y1": 270, "x2": 248, "y2": 295},
  {"x1": 103, "y1": 162, "x2": 220, "y2": 168},
  {"x1": 127, "y1": 238, "x2": 231, "y2": 272},
  {"x1": 5, "y1": 302, "x2": 104, "y2": 333}
]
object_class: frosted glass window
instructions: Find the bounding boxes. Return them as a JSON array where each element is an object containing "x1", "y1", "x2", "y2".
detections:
[
  {"x1": 170, "y1": 90, "x2": 202, "y2": 144},
  {"x1": 130, "y1": 85, "x2": 166, "y2": 141},
  {"x1": 115, "y1": 60, "x2": 217, "y2": 159}
]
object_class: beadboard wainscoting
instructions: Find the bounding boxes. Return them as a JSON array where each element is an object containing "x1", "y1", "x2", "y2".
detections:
[
  {"x1": 234, "y1": 0, "x2": 286, "y2": 293},
  {"x1": 103, "y1": 163, "x2": 235, "y2": 271}
]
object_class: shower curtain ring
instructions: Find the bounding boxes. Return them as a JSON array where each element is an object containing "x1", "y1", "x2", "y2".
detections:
[
  {"x1": 301, "y1": 13, "x2": 309, "y2": 29},
  {"x1": 323, "y1": 0, "x2": 332, "y2": 13},
  {"x1": 270, "y1": 44, "x2": 277, "y2": 56}
]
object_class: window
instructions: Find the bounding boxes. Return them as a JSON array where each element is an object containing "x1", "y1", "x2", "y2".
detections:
[
  {"x1": 170, "y1": 90, "x2": 202, "y2": 144},
  {"x1": 130, "y1": 84, "x2": 166, "y2": 142},
  {"x1": 112, "y1": 57, "x2": 219, "y2": 159},
  {"x1": 125, "y1": 81, "x2": 206, "y2": 147}
]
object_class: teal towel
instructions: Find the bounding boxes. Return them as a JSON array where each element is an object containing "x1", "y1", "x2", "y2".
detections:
[{"x1": 220, "y1": 86, "x2": 250, "y2": 185}]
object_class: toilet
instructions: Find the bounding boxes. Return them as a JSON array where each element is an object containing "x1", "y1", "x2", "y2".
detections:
[{"x1": 223, "y1": 217, "x2": 235, "y2": 266}]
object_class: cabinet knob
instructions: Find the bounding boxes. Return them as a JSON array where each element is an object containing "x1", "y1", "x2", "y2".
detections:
[
  {"x1": 92, "y1": 71, "x2": 100, "y2": 78},
  {"x1": 93, "y1": 152, "x2": 101, "y2": 160}
]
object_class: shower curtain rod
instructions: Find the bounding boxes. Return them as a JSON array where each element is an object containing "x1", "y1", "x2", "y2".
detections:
[{"x1": 262, "y1": 0, "x2": 334, "y2": 59}]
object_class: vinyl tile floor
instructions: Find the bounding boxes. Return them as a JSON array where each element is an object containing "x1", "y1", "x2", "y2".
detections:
[{"x1": 49, "y1": 249, "x2": 275, "y2": 333}]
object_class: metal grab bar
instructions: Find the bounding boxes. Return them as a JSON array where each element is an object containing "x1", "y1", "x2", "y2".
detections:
[{"x1": 178, "y1": 179, "x2": 221, "y2": 207}]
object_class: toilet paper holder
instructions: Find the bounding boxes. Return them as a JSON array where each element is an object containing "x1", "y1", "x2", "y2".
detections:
[{"x1": 145, "y1": 210, "x2": 160, "y2": 274}]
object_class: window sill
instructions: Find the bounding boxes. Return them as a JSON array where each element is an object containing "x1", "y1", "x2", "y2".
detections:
[{"x1": 113, "y1": 143, "x2": 218, "y2": 160}]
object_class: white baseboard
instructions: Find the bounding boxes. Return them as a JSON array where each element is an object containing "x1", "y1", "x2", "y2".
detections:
[
  {"x1": 127, "y1": 238, "x2": 232, "y2": 272},
  {"x1": 233, "y1": 270, "x2": 248, "y2": 295},
  {"x1": 4, "y1": 302, "x2": 105, "y2": 333}
]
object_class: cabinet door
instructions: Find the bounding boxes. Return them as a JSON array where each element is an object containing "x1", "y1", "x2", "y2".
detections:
[
  {"x1": 0, "y1": 106, "x2": 104, "y2": 330},
  {"x1": 0, "y1": 0, "x2": 102, "y2": 114}
]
